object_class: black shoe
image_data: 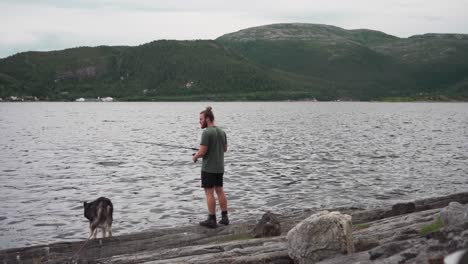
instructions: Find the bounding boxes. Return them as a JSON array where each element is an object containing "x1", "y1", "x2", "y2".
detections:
[
  {"x1": 219, "y1": 212, "x2": 229, "y2": 225},
  {"x1": 199, "y1": 215, "x2": 217, "y2": 228}
]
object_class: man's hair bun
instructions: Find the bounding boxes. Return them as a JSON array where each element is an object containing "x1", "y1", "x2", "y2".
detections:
[{"x1": 201, "y1": 106, "x2": 215, "y2": 121}]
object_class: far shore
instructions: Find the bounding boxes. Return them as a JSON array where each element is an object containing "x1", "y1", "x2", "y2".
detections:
[{"x1": 1, "y1": 98, "x2": 467, "y2": 103}]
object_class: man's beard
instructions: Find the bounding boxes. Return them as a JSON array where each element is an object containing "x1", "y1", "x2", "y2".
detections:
[{"x1": 201, "y1": 120, "x2": 207, "y2": 129}]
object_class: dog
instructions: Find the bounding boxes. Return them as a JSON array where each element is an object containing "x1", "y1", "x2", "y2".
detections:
[{"x1": 83, "y1": 197, "x2": 113, "y2": 239}]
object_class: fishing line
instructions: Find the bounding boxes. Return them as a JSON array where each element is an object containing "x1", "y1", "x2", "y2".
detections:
[{"x1": 132, "y1": 141, "x2": 199, "y2": 151}]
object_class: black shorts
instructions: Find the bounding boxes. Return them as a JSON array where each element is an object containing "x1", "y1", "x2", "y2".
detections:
[{"x1": 201, "y1": 171, "x2": 224, "y2": 188}]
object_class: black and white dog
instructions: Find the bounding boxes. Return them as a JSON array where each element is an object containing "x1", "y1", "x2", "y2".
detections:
[{"x1": 83, "y1": 197, "x2": 113, "y2": 239}]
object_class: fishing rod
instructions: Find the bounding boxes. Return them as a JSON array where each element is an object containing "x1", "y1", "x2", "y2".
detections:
[{"x1": 132, "y1": 141, "x2": 199, "y2": 151}]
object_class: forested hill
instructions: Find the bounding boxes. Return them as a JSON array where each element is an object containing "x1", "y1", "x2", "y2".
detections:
[
  {"x1": 217, "y1": 24, "x2": 468, "y2": 101},
  {"x1": 0, "y1": 41, "x2": 296, "y2": 101},
  {"x1": 1, "y1": 23, "x2": 468, "y2": 101}
]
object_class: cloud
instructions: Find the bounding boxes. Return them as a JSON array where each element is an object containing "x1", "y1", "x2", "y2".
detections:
[
  {"x1": 0, "y1": 2, "x2": 271, "y2": 58},
  {"x1": 1, "y1": 0, "x2": 468, "y2": 58}
]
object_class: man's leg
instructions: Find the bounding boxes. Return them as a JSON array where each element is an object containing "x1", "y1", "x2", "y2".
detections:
[
  {"x1": 204, "y1": 188, "x2": 216, "y2": 215},
  {"x1": 215, "y1": 186, "x2": 229, "y2": 225},
  {"x1": 199, "y1": 187, "x2": 217, "y2": 228},
  {"x1": 214, "y1": 187, "x2": 227, "y2": 212}
]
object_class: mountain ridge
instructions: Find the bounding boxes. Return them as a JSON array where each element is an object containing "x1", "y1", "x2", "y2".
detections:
[{"x1": 1, "y1": 23, "x2": 467, "y2": 101}]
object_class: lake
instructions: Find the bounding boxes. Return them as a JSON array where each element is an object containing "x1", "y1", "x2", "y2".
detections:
[{"x1": 1, "y1": 102, "x2": 467, "y2": 249}]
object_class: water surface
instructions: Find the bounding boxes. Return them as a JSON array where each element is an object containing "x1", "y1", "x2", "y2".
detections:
[{"x1": 1, "y1": 102, "x2": 467, "y2": 249}]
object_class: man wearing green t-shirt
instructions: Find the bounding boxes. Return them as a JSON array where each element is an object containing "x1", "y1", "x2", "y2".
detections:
[{"x1": 192, "y1": 106, "x2": 229, "y2": 228}]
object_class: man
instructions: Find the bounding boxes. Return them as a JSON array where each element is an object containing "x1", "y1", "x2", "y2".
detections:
[{"x1": 192, "y1": 106, "x2": 229, "y2": 228}]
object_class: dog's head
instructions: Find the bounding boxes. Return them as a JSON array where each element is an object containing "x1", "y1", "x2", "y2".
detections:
[{"x1": 83, "y1": 201, "x2": 92, "y2": 221}]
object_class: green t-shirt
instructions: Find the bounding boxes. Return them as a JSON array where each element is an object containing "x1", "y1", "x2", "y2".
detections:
[{"x1": 200, "y1": 126, "x2": 227, "y2": 173}]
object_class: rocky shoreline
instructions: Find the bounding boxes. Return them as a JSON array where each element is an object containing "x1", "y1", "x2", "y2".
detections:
[{"x1": 1, "y1": 192, "x2": 468, "y2": 264}]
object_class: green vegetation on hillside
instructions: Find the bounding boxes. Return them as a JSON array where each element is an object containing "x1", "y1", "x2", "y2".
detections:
[
  {"x1": 217, "y1": 23, "x2": 468, "y2": 101},
  {"x1": 0, "y1": 41, "x2": 292, "y2": 100},
  {"x1": 1, "y1": 23, "x2": 467, "y2": 101}
]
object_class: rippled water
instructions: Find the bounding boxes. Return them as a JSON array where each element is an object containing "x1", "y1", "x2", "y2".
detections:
[{"x1": 1, "y1": 102, "x2": 467, "y2": 249}]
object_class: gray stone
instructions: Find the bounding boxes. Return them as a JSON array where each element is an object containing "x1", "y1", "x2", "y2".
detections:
[
  {"x1": 353, "y1": 208, "x2": 439, "y2": 246},
  {"x1": 440, "y1": 202, "x2": 468, "y2": 227},
  {"x1": 251, "y1": 211, "x2": 282, "y2": 238},
  {"x1": 390, "y1": 202, "x2": 416, "y2": 216},
  {"x1": 368, "y1": 240, "x2": 410, "y2": 260},
  {"x1": 382, "y1": 202, "x2": 415, "y2": 218},
  {"x1": 2, "y1": 192, "x2": 468, "y2": 264},
  {"x1": 351, "y1": 208, "x2": 386, "y2": 224},
  {"x1": 415, "y1": 192, "x2": 468, "y2": 211},
  {"x1": 353, "y1": 236, "x2": 379, "y2": 252},
  {"x1": 286, "y1": 211, "x2": 354, "y2": 264}
]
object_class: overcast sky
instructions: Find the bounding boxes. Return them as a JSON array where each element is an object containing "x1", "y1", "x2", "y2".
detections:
[{"x1": 1, "y1": 0, "x2": 468, "y2": 58}]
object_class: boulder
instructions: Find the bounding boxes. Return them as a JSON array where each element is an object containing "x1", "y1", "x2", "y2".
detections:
[
  {"x1": 440, "y1": 202, "x2": 468, "y2": 227},
  {"x1": 251, "y1": 212, "x2": 282, "y2": 238},
  {"x1": 445, "y1": 249, "x2": 468, "y2": 264},
  {"x1": 286, "y1": 211, "x2": 354, "y2": 264}
]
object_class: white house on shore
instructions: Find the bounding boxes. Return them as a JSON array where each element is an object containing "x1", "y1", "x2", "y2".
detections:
[
  {"x1": 100, "y1": 97, "x2": 114, "y2": 102},
  {"x1": 75, "y1": 97, "x2": 114, "y2": 102}
]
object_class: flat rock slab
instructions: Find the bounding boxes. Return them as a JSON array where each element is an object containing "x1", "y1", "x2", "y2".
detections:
[{"x1": 1, "y1": 192, "x2": 467, "y2": 264}]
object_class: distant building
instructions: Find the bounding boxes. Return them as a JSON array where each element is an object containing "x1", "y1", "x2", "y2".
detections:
[
  {"x1": 23, "y1": 96, "x2": 39, "y2": 101},
  {"x1": 75, "y1": 97, "x2": 114, "y2": 102},
  {"x1": 100, "y1": 97, "x2": 114, "y2": 102},
  {"x1": 185, "y1": 81, "x2": 194, "y2": 88}
]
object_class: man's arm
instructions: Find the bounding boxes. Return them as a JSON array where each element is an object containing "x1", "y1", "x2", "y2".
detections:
[
  {"x1": 224, "y1": 144, "x2": 228, "y2": 152},
  {"x1": 193, "y1": 145, "x2": 208, "y2": 162}
]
